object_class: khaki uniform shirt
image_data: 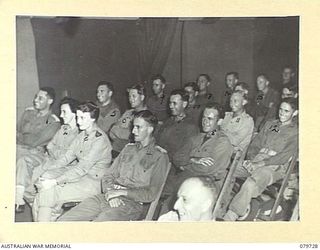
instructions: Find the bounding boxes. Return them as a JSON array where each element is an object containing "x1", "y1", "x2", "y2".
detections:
[
  {"x1": 220, "y1": 111, "x2": 254, "y2": 151},
  {"x1": 102, "y1": 139, "x2": 169, "y2": 203},
  {"x1": 17, "y1": 107, "x2": 61, "y2": 148},
  {"x1": 146, "y1": 93, "x2": 169, "y2": 121},
  {"x1": 97, "y1": 100, "x2": 121, "y2": 133}
]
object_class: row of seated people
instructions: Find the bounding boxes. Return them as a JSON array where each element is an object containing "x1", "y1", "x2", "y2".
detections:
[{"x1": 15, "y1": 73, "x2": 298, "y2": 221}]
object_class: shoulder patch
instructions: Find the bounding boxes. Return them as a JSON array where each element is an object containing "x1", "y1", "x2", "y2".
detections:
[
  {"x1": 25, "y1": 106, "x2": 35, "y2": 111},
  {"x1": 50, "y1": 114, "x2": 60, "y2": 122},
  {"x1": 155, "y1": 145, "x2": 167, "y2": 154},
  {"x1": 95, "y1": 131, "x2": 102, "y2": 137}
]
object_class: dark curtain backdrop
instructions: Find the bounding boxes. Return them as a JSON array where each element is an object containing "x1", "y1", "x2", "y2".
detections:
[{"x1": 136, "y1": 18, "x2": 178, "y2": 83}]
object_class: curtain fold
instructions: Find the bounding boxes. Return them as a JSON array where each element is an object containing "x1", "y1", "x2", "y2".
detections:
[{"x1": 136, "y1": 18, "x2": 178, "y2": 83}]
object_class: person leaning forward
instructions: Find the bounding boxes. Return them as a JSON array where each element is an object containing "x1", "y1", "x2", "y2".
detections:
[{"x1": 58, "y1": 110, "x2": 169, "y2": 221}]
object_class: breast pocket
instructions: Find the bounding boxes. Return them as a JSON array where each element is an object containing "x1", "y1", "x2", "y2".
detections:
[{"x1": 132, "y1": 162, "x2": 155, "y2": 187}]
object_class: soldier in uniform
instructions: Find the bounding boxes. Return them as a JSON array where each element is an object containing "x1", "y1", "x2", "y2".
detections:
[
  {"x1": 224, "y1": 98, "x2": 298, "y2": 221},
  {"x1": 15, "y1": 97, "x2": 80, "y2": 213},
  {"x1": 146, "y1": 74, "x2": 169, "y2": 122},
  {"x1": 58, "y1": 110, "x2": 169, "y2": 221},
  {"x1": 32, "y1": 101, "x2": 112, "y2": 221},
  {"x1": 220, "y1": 72, "x2": 239, "y2": 113},
  {"x1": 196, "y1": 74, "x2": 214, "y2": 105},
  {"x1": 17, "y1": 87, "x2": 61, "y2": 158},
  {"x1": 252, "y1": 74, "x2": 281, "y2": 132},
  {"x1": 220, "y1": 91, "x2": 254, "y2": 151},
  {"x1": 156, "y1": 89, "x2": 199, "y2": 169},
  {"x1": 184, "y1": 82, "x2": 204, "y2": 126},
  {"x1": 96, "y1": 81, "x2": 121, "y2": 133},
  {"x1": 109, "y1": 84, "x2": 148, "y2": 157},
  {"x1": 159, "y1": 176, "x2": 218, "y2": 221}
]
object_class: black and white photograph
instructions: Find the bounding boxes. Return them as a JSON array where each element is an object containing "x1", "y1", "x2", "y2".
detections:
[{"x1": 15, "y1": 15, "x2": 299, "y2": 223}]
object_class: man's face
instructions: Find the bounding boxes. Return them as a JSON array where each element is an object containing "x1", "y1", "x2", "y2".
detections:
[
  {"x1": 169, "y1": 94, "x2": 186, "y2": 116},
  {"x1": 76, "y1": 110, "x2": 95, "y2": 131},
  {"x1": 282, "y1": 68, "x2": 294, "y2": 83},
  {"x1": 33, "y1": 90, "x2": 52, "y2": 111},
  {"x1": 202, "y1": 108, "x2": 219, "y2": 133},
  {"x1": 129, "y1": 89, "x2": 144, "y2": 109},
  {"x1": 279, "y1": 102, "x2": 296, "y2": 124},
  {"x1": 197, "y1": 76, "x2": 209, "y2": 92},
  {"x1": 60, "y1": 103, "x2": 75, "y2": 125},
  {"x1": 256, "y1": 76, "x2": 268, "y2": 91},
  {"x1": 97, "y1": 85, "x2": 112, "y2": 104},
  {"x1": 132, "y1": 117, "x2": 152, "y2": 143},
  {"x1": 230, "y1": 92, "x2": 245, "y2": 113},
  {"x1": 173, "y1": 179, "x2": 212, "y2": 221},
  {"x1": 184, "y1": 86, "x2": 197, "y2": 104},
  {"x1": 282, "y1": 87, "x2": 296, "y2": 99},
  {"x1": 152, "y1": 79, "x2": 165, "y2": 95},
  {"x1": 226, "y1": 74, "x2": 237, "y2": 89}
]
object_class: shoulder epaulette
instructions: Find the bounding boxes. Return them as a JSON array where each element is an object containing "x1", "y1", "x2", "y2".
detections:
[
  {"x1": 155, "y1": 145, "x2": 167, "y2": 154},
  {"x1": 25, "y1": 106, "x2": 35, "y2": 111}
]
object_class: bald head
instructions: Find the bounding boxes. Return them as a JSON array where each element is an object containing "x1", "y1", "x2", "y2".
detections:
[{"x1": 173, "y1": 177, "x2": 217, "y2": 221}]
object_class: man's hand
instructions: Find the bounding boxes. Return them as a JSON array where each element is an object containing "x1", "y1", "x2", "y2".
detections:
[
  {"x1": 243, "y1": 160, "x2": 265, "y2": 174},
  {"x1": 37, "y1": 178, "x2": 57, "y2": 190},
  {"x1": 198, "y1": 157, "x2": 215, "y2": 167},
  {"x1": 105, "y1": 189, "x2": 127, "y2": 202},
  {"x1": 108, "y1": 198, "x2": 125, "y2": 208}
]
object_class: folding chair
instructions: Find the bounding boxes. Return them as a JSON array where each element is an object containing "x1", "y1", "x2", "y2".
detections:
[
  {"x1": 212, "y1": 150, "x2": 244, "y2": 220},
  {"x1": 143, "y1": 162, "x2": 172, "y2": 220}
]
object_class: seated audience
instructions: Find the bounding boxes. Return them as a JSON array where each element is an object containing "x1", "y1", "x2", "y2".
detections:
[
  {"x1": 159, "y1": 176, "x2": 218, "y2": 221},
  {"x1": 224, "y1": 98, "x2": 298, "y2": 221},
  {"x1": 58, "y1": 110, "x2": 169, "y2": 221},
  {"x1": 146, "y1": 74, "x2": 169, "y2": 122},
  {"x1": 15, "y1": 97, "x2": 80, "y2": 213},
  {"x1": 32, "y1": 101, "x2": 112, "y2": 221},
  {"x1": 220, "y1": 91, "x2": 254, "y2": 151},
  {"x1": 109, "y1": 84, "x2": 147, "y2": 156},
  {"x1": 96, "y1": 81, "x2": 121, "y2": 133}
]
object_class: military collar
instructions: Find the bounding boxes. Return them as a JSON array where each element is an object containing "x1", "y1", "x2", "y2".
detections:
[
  {"x1": 172, "y1": 113, "x2": 186, "y2": 123},
  {"x1": 135, "y1": 137, "x2": 156, "y2": 154},
  {"x1": 205, "y1": 129, "x2": 218, "y2": 138}
]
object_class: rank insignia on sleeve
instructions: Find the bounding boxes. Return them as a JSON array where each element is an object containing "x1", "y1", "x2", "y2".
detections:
[{"x1": 95, "y1": 131, "x2": 102, "y2": 137}]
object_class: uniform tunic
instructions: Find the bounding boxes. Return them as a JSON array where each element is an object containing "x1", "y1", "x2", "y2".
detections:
[
  {"x1": 16, "y1": 124, "x2": 79, "y2": 189},
  {"x1": 220, "y1": 111, "x2": 254, "y2": 151},
  {"x1": 156, "y1": 115, "x2": 199, "y2": 165},
  {"x1": 17, "y1": 107, "x2": 60, "y2": 148},
  {"x1": 146, "y1": 93, "x2": 169, "y2": 121},
  {"x1": 228, "y1": 119, "x2": 298, "y2": 217},
  {"x1": 58, "y1": 139, "x2": 169, "y2": 221},
  {"x1": 96, "y1": 100, "x2": 121, "y2": 133},
  {"x1": 220, "y1": 88, "x2": 233, "y2": 112},
  {"x1": 33, "y1": 124, "x2": 112, "y2": 221},
  {"x1": 109, "y1": 107, "x2": 147, "y2": 153}
]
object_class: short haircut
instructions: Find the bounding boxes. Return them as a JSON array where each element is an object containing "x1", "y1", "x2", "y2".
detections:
[
  {"x1": 232, "y1": 90, "x2": 248, "y2": 102},
  {"x1": 170, "y1": 89, "x2": 189, "y2": 103},
  {"x1": 151, "y1": 74, "x2": 166, "y2": 84},
  {"x1": 188, "y1": 176, "x2": 218, "y2": 203},
  {"x1": 197, "y1": 74, "x2": 211, "y2": 82},
  {"x1": 40, "y1": 87, "x2": 56, "y2": 105},
  {"x1": 281, "y1": 97, "x2": 298, "y2": 111},
  {"x1": 235, "y1": 82, "x2": 249, "y2": 92},
  {"x1": 60, "y1": 97, "x2": 80, "y2": 114},
  {"x1": 127, "y1": 83, "x2": 146, "y2": 98},
  {"x1": 204, "y1": 102, "x2": 223, "y2": 119},
  {"x1": 97, "y1": 81, "x2": 114, "y2": 93},
  {"x1": 184, "y1": 82, "x2": 200, "y2": 92},
  {"x1": 257, "y1": 73, "x2": 269, "y2": 81},
  {"x1": 226, "y1": 72, "x2": 239, "y2": 80},
  {"x1": 133, "y1": 110, "x2": 158, "y2": 132},
  {"x1": 283, "y1": 65, "x2": 295, "y2": 73},
  {"x1": 77, "y1": 101, "x2": 100, "y2": 121}
]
